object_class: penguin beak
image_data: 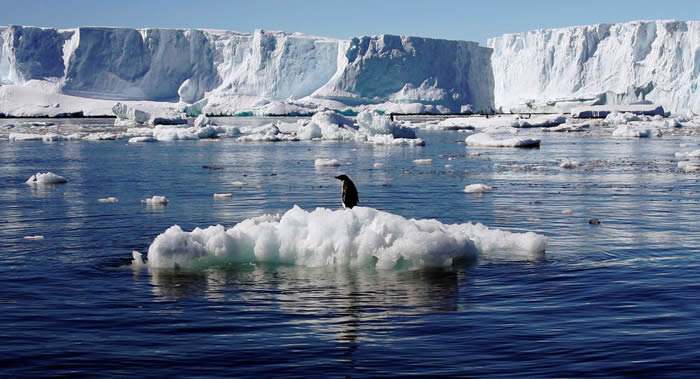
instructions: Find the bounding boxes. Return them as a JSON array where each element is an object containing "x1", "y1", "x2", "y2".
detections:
[{"x1": 334, "y1": 175, "x2": 342, "y2": 180}]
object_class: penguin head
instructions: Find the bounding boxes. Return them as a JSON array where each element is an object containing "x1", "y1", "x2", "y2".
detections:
[{"x1": 335, "y1": 174, "x2": 350, "y2": 181}]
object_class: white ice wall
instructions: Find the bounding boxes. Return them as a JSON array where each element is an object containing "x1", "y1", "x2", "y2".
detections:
[
  {"x1": 488, "y1": 20, "x2": 700, "y2": 114},
  {"x1": 0, "y1": 25, "x2": 494, "y2": 113}
]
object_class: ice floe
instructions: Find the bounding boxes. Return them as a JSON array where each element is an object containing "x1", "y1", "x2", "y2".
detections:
[
  {"x1": 142, "y1": 196, "x2": 169, "y2": 206},
  {"x1": 314, "y1": 158, "x2": 341, "y2": 167},
  {"x1": 26, "y1": 172, "x2": 67, "y2": 185},
  {"x1": 144, "y1": 206, "x2": 547, "y2": 270},
  {"x1": 463, "y1": 184, "x2": 492, "y2": 193},
  {"x1": 98, "y1": 197, "x2": 119, "y2": 203},
  {"x1": 465, "y1": 133, "x2": 540, "y2": 148}
]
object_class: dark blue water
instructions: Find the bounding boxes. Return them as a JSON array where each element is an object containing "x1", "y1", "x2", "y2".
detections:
[{"x1": 1, "y1": 118, "x2": 700, "y2": 377}]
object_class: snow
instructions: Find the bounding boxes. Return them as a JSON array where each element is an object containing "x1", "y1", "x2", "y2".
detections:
[
  {"x1": 314, "y1": 158, "x2": 341, "y2": 167},
  {"x1": 463, "y1": 184, "x2": 492, "y2": 193},
  {"x1": 465, "y1": 133, "x2": 541, "y2": 148},
  {"x1": 511, "y1": 114, "x2": 566, "y2": 128},
  {"x1": 142, "y1": 196, "x2": 168, "y2": 205},
  {"x1": 144, "y1": 205, "x2": 547, "y2": 269},
  {"x1": 26, "y1": 172, "x2": 67, "y2": 185},
  {"x1": 489, "y1": 20, "x2": 700, "y2": 114}
]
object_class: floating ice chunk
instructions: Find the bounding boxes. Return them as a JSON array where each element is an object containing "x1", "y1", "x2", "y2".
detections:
[
  {"x1": 128, "y1": 136, "x2": 157, "y2": 143},
  {"x1": 41, "y1": 133, "x2": 65, "y2": 142},
  {"x1": 26, "y1": 172, "x2": 67, "y2": 185},
  {"x1": 511, "y1": 114, "x2": 566, "y2": 128},
  {"x1": 611, "y1": 124, "x2": 662, "y2": 138},
  {"x1": 231, "y1": 181, "x2": 245, "y2": 187},
  {"x1": 413, "y1": 159, "x2": 432, "y2": 165},
  {"x1": 194, "y1": 114, "x2": 214, "y2": 128},
  {"x1": 561, "y1": 209, "x2": 574, "y2": 215},
  {"x1": 373, "y1": 163, "x2": 384, "y2": 168},
  {"x1": 142, "y1": 196, "x2": 168, "y2": 206},
  {"x1": 357, "y1": 111, "x2": 417, "y2": 139},
  {"x1": 674, "y1": 150, "x2": 700, "y2": 159},
  {"x1": 464, "y1": 183, "x2": 492, "y2": 193},
  {"x1": 113, "y1": 103, "x2": 150, "y2": 127},
  {"x1": 678, "y1": 161, "x2": 700, "y2": 173},
  {"x1": 153, "y1": 126, "x2": 198, "y2": 141},
  {"x1": 365, "y1": 134, "x2": 425, "y2": 146},
  {"x1": 132, "y1": 250, "x2": 145, "y2": 266},
  {"x1": 559, "y1": 159, "x2": 580, "y2": 169},
  {"x1": 82, "y1": 132, "x2": 119, "y2": 141},
  {"x1": 465, "y1": 133, "x2": 540, "y2": 148},
  {"x1": 315, "y1": 158, "x2": 341, "y2": 167},
  {"x1": 24, "y1": 235, "x2": 45, "y2": 241},
  {"x1": 213, "y1": 193, "x2": 232, "y2": 199},
  {"x1": 542, "y1": 123, "x2": 590, "y2": 132},
  {"x1": 145, "y1": 206, "x2": 547, "y2": 269},
  {"x1": 30, "y1": 121, "x2": 55, "y2": 127},
  {"x1": 98, "y1": 197, "x2": 119, "y2": 203},
  {"x1": 9, "y1": 133, "x2": 44, "y2": 141},
  {"x1": 298, "y1": 122, "x2": 322, "y2": 140}
]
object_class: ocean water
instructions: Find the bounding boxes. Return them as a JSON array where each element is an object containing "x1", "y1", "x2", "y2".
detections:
[{"x1": 1, "y1": 117, "x2": 700, "y2": 377}]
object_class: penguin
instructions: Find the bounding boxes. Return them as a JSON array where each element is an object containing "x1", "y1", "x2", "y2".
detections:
[{"x1": 335, "y1": 174, "x2": 359, "y2": 209}]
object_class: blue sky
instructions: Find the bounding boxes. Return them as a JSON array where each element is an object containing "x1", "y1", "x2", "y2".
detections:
[{"x1": 1, "y1": 0, "x2": 699, "y2": 43}]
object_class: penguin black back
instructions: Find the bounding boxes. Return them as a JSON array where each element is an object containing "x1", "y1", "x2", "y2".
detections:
[{"x1": 335, "y1": 174, "x2": 359, "y2": 209}]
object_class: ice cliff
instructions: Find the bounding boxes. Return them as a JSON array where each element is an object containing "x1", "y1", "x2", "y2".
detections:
[
  {"x1": 0, "y1": 25, "x2": 494, "y2": 116},
  {"x1": 488, "y1": 20, "x2": 700, "y2": 114}
]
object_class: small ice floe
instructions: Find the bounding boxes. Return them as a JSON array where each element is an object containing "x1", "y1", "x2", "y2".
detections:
[
  {"x1": 559, "y1": 159, "x2": 581, "y2": 169},
  {"x1": 561, "y1": 209, "x2": 574, "y2": 215},
  {"x1": 465, "y1": 133, "x2": 540, "y2": 148},
  {"x1": 26, "y1": 172, "x2": 67, "y2": 185},
  {"x1": 24, "y1": 235, "x2": 45, "y2": 241},
  {"x1": 131, "y1": 250, "x2": 145, "y2": 266},
  {"x1": 413, "y1": 159, "x2": 433, "y2": 165},
  {"x1": 30, "y1": 121, "x2": 55, "y2": 127},
  {"x1": 9, "y1": 133, "x2": 44, "y2": 141},
  {"x1": 128, "y1": 136, "x2": 157, "y2": 143},
  {"x1": 445, "y1": 164, "x2": 453, "y2": 169},
  {"x1": 98, "y1": 197, "x2": 119, "y2": 203},
  {"x1": 373, "y1": 163, "x2": 384, "y2": 168},
  {"x1": 142, "y1": 196, "x2": 168, "y2": 206},
  {"x1": 464, "y1": 183, "x2": 493, "y2": 193},
  {"x1": 542, "y1": 123, "x2": 590, "y2": 132},
  {"x1": 231, "y1": 181, "x2": 246, "y2": 187},
  {"x1": 82, "y1": 132, "x2": 119, "y2": 141},
  {"x1": 674, "y1": 150, "x2": 700, "y2": 160},
  {"x1": 213, "y1": 193, "x2": 233, "y2": 199},
  {"x1": 611, "y1": 125, "x2": 662, "y2": 138},
  {"x1": 314, "y1": 158, "x2": 341, "y2": 167},
  {"x1": 678, "y1": 161, "x2": 700, "y2": 173},
  {"x1": 468, "y1": 152, "x2": 481, "y2": 157}
]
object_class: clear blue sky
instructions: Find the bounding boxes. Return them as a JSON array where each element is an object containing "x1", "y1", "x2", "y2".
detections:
[{"x1": 1, "y1": 0, "x2": 699, "y2": 43}]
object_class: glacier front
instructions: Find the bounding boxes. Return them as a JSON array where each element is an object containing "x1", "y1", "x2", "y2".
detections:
[
  {"x1": 488, "y1": 20, "x2": 700, "y2": 114},
  {"x1": 0, "y1": 25, "x2": 494, "y2": 116}
]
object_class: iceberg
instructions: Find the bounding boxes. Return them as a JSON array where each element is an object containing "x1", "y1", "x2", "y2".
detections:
[
  {"x1": 25, "y1": 172, "x2": 67, "y2": 185},
  {"x1": 144, "y1": 206, "x2": 547, "y2": 270},
  {"x1": 489, "y1": 20, "x2": 700, "y2": 114},
  {"x1": 0, "y1": 26, "x2": 493, "y2": 117}
]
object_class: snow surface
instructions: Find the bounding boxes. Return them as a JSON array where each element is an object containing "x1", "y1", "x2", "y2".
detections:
[
  {"x1": 488, "y1": 20, "x2": 700, "y2": 114},
  {"x1": 145, "y1": 205, "x2": 547, "y2": 269}
]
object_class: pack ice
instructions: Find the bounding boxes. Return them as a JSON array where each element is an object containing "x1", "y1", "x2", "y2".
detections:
[{"x1": 144, "y1": 206, "x2": 547, "y2": 270}]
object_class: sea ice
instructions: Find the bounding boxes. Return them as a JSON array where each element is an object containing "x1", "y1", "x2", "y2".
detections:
[
  {"x1": 26, "y1": 172, "x2": 67, "y2": 185},
  {"x1": 128, "y1": 136, "x2": 157, "y2": 143},
  {"x1": 413, "y1": 159, "x2": 433, "y2": 165},
  {"x1": 144, "y1": 205, "x2": 547, "y2": 270},
  {"x1": 24, "y1": 235, "x2": 45, "y2": 241},
  {"x1": 143, "y1": 196, "x2": 168, "y2": 206},
  {"x1": 213, "y1": 193, "x2": 233, "y2": 199},
  {"x1": 314, "y1": 158, "x2": 341, "y2": 167},
  {"x1": 463, "y1": 184, "x2": 492, "y2": 193},
  {"x1": 559, "y1": 160, "x2": 581, "y2": 169},
  {"x1": 465, "y1": 133, "x2": 540, "y2": 148},
  {"x1": 98, "y1": 197, "x2": 119, "y2": 203},
  {"x1": 611, "y1": 124, "x2": 662, "y2": 138}
]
